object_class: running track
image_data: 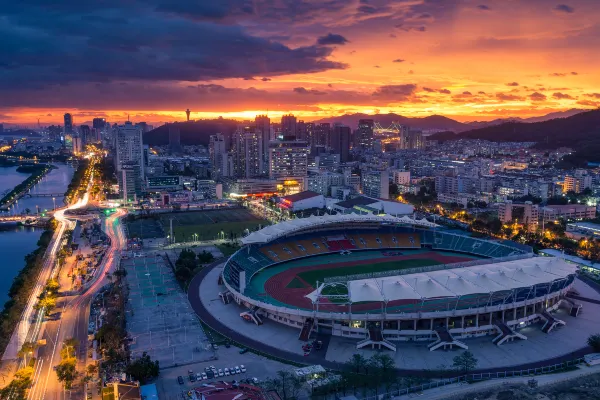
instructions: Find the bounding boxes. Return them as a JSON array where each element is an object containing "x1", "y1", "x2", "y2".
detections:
[{"x1": 188, "y1": 262, "x2": 593, "y2": 378}]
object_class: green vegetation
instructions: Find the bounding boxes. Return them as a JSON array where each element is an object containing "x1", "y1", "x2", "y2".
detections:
[
  {"x1": 0, "y1": 163, "x2": 52, "y2": 207},
  {"x1": 216, "y1": 243, "x2": 241, "y2": 257},
  {"x1": 453, "y1": 351, "x2": 478, "y2": 375},
  {"x1": 64, "y1": 159, "x2": 90, "y2": 204},
  {"x1": 55, "y1": 337, "x2": 79, "y2": 389},
  {"x1": 173, "y1": 249, "x2": 215, "y2": 287},
  {"x1": 297, "y1": 258, "x2": 441, "y2": 287},
  {"x1": 0, "y1": 222, "x2": 56, "y2": 356},
  {"x1": 158, "y1": 209, "x2": 267, "y2": 242},
  {"x1": 126, "y1": 352, "x2": 160, "y2": 384},
  {"x1": 588, "y1": 334, "x2": 600, "y2": 352},
  {"x1": 0, "y1": 366, "x2": 35, "y2": 399}
]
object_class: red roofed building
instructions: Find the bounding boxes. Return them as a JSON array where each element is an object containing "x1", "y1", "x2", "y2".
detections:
[{"x1": 192, "y1": 383, "x2": 267, "y2": 400}]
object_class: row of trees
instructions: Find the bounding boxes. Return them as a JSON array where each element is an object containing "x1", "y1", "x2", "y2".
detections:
[
  {"x1": 173, "y1": 249, "x2": 214, "y2": 285},
  {"x1": 55, "y1": 338, "x2": 79, "y2": 389},
  {"x1": 0, "y1": 164, "x2": 52, "y2": 207}
]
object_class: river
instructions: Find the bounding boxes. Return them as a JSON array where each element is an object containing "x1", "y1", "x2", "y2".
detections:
[{"x1": 0, "y1": 164, "x2": 75, "y2": 305}]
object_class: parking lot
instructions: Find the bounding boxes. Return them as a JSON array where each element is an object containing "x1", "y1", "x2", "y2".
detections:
[
  {"x1": 157, "y1": 346, "x2": 294, "y2": 399},
  {"x1": 123, "y1": 254, "x2": 214, "y2": 368}
]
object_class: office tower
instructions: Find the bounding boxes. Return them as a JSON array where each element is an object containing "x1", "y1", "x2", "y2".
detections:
[
  {"x1": 168, "y1": 124, "x2": 182, "y2": 153},
  {"x1": 0, "y1": 123, "x2": 3, "y2": 133},
  {"x1": 135, "y1": 121, "x2": 150, "y2": 133},
  {"x1": 564, "y1": 175, "x2": 592, "y2": 194},
  {"x1": 72, "y1": 135, "x2": 83, "y2": 154},
  {"x1": 233, "y1": 127, "x2": 262, "y2": 178},
  {"x1": 357, "y1": 119, "x2": 374, "y2": 149},
  {"x1": 115, "y1": 121, "x2": 144, "y2": 180},
  {"x1": 79, "y1": 124, "x2": 91, "y2": 144},
  {"x1": 186, "y1": 108, "x2": 191, "y2": 121},
  {"x1": 255, "y1": 115, "x2": 271, "y2": 174},
  {"x1": 120, "y1": 163, "x2": 142, "y2": 202},
  {"x1": 92, "y1": 118, "x2": 106, "y2": 130},
  {"x1": 305, "y1": 122, "x2": 315, "y2": 147},
  {"x1": 268, "y1": 140, "x2": 309, "y2": 179},
  {"x1": 398, "y1": 125, "x2": 410, "y2": 149},
  {"x1": 281, "y1": 114, "x2": 297, "y2": 139},
  {"x1": 315, "y1": 123, "x2": 331, "y2": 147},
  {"x1": 63, "y1": 113, "x2": 73, "y2": 134},
  {"x1": 297, "y1": 120, "x2": 307, "y2": 141},
  {"x1": 408, "y1": 130, "x2": 424, "y2": 149},
  {"x1": 330, "y1": 124, "x2": 351, "y2": 162},
  {"x1": 362, "y1": 170, "x2": 390, "y2": 199},
  {"x1": 209, "y1": 133, "x2": 229, "y2": 179}
]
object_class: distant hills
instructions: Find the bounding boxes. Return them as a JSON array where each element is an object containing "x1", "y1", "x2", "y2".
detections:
[
  {"x1": 464, "y1": 108, "x2": 586, "y2": 129},
  {"x1": 143, "y1": 119, "x2": 238, "y2": 146},
  {"x1": 312, "y1": 113, "x2": 471, "y2": 132},
  {"x1": 430, "y1": 108, "x2": 600, "y2": 165}
]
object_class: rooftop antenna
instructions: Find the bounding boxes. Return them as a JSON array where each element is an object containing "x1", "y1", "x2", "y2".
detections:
[
  {"x1": 186, "y1": 108, "x2": 191, "y2": 121},
  {"x1": 127, "y1": 114, "x2": 130, "y2": 122}
]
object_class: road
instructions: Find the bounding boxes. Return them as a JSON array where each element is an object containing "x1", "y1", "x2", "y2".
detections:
[{"x1": 29, "y1": 208, "x2": 127, "y2": 400}]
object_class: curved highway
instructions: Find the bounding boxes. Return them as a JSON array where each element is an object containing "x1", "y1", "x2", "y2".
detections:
[{"x1": 188, "y1": 263, "x2": 592, "y2": 378}]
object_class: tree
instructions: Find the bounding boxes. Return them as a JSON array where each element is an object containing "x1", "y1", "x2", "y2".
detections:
[
  {"x1": 18, "y1": 341, "x2": 39, "y2": 366},
  {"x1": 86, "y1": 364, "x2": 98, "y2": 376},
  {"x1": 347, "y1": 353, "x2": 367, "y2": 374},
  {"x1": 35, "y1": 296, "x2": 56, "y2": 315},
  {"x1": 588, "y1": 334, "x2": 600, "y2": 352},
  {"x1": 126, "y1": 352, "x2": 159, "y2": 384},
  {"x1": 56, "y1": 359, "x2": 77, "y2": 389},
  {"x1": 453, "y1": 351, "x2": 478, "y2": 375}
]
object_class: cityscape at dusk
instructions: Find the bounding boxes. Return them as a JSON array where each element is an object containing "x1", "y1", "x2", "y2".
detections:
[
  {"x1": 2, "y1": 1, "x2": 600, "y2": 400},
  {"x1": 2, "y1": 0, "x2": 600, "y2": 125}
]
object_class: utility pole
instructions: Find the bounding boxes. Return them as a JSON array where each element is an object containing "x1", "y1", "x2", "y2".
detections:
[{"x1": 170, "y1": 218, "x2": 174, "y2": 244}]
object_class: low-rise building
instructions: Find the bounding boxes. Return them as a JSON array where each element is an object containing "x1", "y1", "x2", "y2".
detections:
[
  {"x1": 566, "y1": 221, "x2": 600, "y2": 239},
  {"x1": 279, "y1": 191, "x2": 325, "y2": 212},
  {"x1": 541, "y1": 204, "x2": 596, "y2": 222}
]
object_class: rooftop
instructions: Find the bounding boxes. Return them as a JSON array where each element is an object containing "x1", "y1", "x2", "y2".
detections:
[{"x1": 281, "y1": 190, "x2": 322, "y2": 202}]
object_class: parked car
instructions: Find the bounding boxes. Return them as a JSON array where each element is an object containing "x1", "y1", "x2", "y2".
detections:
[
  {"x1": 224, "y1": 368, "x2": 230, "y2": 376},
  {"x1": 239, "y1": 348, "x2": 248, "y2": 354},
  {"x1": 235, "y1": 366, "x2": 241, "y2": 374},
  {"x1": 229, "y1": 367, "x2": 236, "y2": 375},
  {"x1": 212, "y1": 344, "x2": 219, "y2": 350},
  {"x1": 240, "y1": 365, "x2": 246, "y2": 373},
  {"x1": 218, "y1": 369, "x2": 224, "y2": 377},
  {"x1": 207, "y1": 371, "x2": 215, "y2": 379},
  {"x1": 189, "y1": 374, "x2": 196, "y2": 382},
  {"x1": 177, "y1": 376, "x2": 184, "y2": 385},
  {"x1": 201, "y1": 372, "x2": 208, "y2": 380}
]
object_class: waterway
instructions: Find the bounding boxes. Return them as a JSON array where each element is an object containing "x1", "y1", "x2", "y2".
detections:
[{"x1": 0, "y1": 164, "x2": 75, "y2": 305}]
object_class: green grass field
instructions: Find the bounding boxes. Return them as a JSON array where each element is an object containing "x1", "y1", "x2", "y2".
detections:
[
  {"x1": 158, "y1": 208, "x2": 268, "y2": 242},
  {"x1": 297, "y1": 258, "x2": 441, "y2": 287}
]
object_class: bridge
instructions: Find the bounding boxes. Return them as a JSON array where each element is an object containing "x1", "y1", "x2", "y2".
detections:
[
  {"x1": 23, "y1": 193, "x2": 64, "y2": 198},
  {"x1": 374, "y1": 121, "x2": 404, "y2": 135}
]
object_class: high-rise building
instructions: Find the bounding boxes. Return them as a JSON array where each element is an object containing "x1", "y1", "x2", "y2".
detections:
[
  {"x1": 281, "y1": 114, "x2": 297, "y2": 139},
  {"x1": 79, "y1": 124, "x2": 91, "y2": 144},
  {"x1": 93, "y1": 118, "x2": 106, "y2": 130},
  {"x1": 362, "y1": 170, "x2": 390, "y2": 199},
  {"x1": 255, "y1": 115, "x2": 271, "y2": 174},
  {"x1": 186, "y1": 109, "x2": 191, "y2": 121},
  {"x1": 63, "y1": 113, "x2": 73, "y2": 134},
  {"x1": 233, "y1": 127, "x2": 263, "y2": 178},
  {"x1": 408, "y1": 130, "x2": 424, "y2": 149},
  {"x1": 115, "y1": 121, "x2": 144, "y2": 180},
  {"x1": 120, "y1": 162, "x2": 142, "y2": 202},
  {"x1": 305, "y1": 122, "x2": 316, "y2": 147},
  {"x1": 357, "y1": 119, "x2": 374, "y2": 149},
  {"x1": 297, "y1": 120, "x2": 307, "y2": 141},
  {"x1": 209, "y1": 133, "x2": 230, "y2": 179},
  {"x1": 72, "y1": 135, "x2": 83, "y2": 155},
  {"x1": 168, "y1": 124, "x2": 182, "y2": 153},
  {"x1": 564, "y1": 175, "x2": 592, "y2": 194},
  {"x1": 315, "y1": 123, "x2": 331, "y2": 147},
  {"x1": 268, "y1": 141, "x2": 309, "y2": 179},
  {"x1": 330, "y1": 124, "x2": 351, "y2": 162},
  {"x1": 498, "y1": 201, "x2": 539, "y2": 229}
]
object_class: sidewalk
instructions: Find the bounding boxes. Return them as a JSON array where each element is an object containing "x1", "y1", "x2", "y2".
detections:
[{"x1": 394, "y1": 363, "x2": 600, "y2": 400}]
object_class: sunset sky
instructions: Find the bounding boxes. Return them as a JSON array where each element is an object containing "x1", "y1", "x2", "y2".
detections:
[{"x1": 2, "y1": 0, "x2": 600, "y2": 126}]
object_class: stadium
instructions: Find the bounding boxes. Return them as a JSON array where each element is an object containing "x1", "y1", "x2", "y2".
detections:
[{"x1": 221, "y1": 214, "x2": 579, "y2": 352}]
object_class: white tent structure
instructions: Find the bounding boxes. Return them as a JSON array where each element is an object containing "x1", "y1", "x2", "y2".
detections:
[
  {"x1": 305, "y1": 256, "x2": 577, "y2": 304},
  {"x1": 241, "y1": 213, "x2": 438, "y2": 245}
]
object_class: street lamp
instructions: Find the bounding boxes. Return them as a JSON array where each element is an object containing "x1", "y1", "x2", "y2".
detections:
[{"x1": 52, "y1": 197, "x2": 56, "y2": 210}]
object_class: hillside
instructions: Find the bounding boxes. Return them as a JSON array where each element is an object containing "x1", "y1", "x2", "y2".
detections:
[
  {"x1": 429, "y1": 108, "x2": 600, "y2": 165},
  {"x1": 464, "y1": 108, "x2": 586, "y2": 129},
  {"x1": 311, "y1": 113, "x2": 470, "y2": 132},
  {"x1": 143, "y1": 119, "x2": 238, "y2": 146}
]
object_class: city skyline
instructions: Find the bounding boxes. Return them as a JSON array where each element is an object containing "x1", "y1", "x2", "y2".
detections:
[{"x1": 2, "y1": 0, "x2": 600, "y2": 125}]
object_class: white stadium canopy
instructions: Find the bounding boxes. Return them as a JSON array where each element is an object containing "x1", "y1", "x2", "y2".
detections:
[
  {"x1": 240, "y1": 213, "x2": 438, "y2": 245},
  {"x1": 306, "y1": 256, "x2": 577, "y2": 303}
]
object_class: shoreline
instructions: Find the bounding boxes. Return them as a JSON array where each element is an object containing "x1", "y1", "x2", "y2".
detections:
[{"x1": 0, "y1": 164, "x2": 55, "y2": 211}]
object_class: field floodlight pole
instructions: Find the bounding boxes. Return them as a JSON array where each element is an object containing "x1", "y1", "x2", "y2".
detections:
[{"x1": 170, "y1": 218, "x2": 174, "y2": 244}]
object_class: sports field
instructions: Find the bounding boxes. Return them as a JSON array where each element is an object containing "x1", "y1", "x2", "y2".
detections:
[
  {"x1": 247, "y1": 249, "x2": 482, "y2": 311},
  {"x1": 158, "y1": 208, "x2": 268, "y2": 242}
]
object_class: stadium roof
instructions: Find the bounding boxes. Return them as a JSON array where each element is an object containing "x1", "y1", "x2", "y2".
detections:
[
  {"x1": 241, "y1": 213, "x2": 438, "y2": 245},
  {"x1": 306, "y1": 256, "x2": 577, "y2": 303}
]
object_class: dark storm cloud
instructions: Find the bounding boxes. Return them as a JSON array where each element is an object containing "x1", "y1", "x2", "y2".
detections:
[
  {"x1": 0, "y1": 1, "x2": 348, "y2": 90},
  {"x1": 477, "y1": 5, "x2": 491, "y2": 11},
  {"x1": 317, "y1": 33, "x2": 349, "y2": 45},
  {"x1": 553, "y1": 4, "x2": 575, "y2": 13}
]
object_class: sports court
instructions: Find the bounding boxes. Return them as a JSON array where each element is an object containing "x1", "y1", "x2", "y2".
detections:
[
  {"x1": 245, "y1": 249, "x2": 482, "y2": 312},
  {"x1": 125, "y1": 218, "x2": 165, "y2": 239},
  {"x1": 158, "y1": 208, "x2": 267, "y2": 241},
  {"x1": 123, "y1": 254, "x2": 214, "y2": 368}
]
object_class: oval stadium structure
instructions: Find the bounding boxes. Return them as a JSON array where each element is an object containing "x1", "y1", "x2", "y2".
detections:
[{"x1": 221, "y1": 214, "x2": 578, "y2": 351}]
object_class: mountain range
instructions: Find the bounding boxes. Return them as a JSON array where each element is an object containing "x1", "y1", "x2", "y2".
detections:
[{"x1": 311, "y1": 109, "x2": 587, "y2": 132}]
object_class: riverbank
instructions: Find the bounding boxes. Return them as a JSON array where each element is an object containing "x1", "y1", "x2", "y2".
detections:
[
  {"x1": 0, "y1": 220, "x2": 56, "y2": 356},
  {"x1": 0, "y1": 164, "x2": 54, "y2": 211}
]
